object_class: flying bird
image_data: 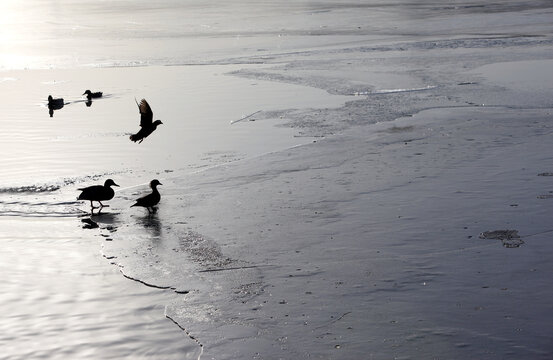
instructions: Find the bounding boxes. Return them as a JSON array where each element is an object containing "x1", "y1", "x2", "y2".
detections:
[
  {"x1": 131, "y1": 179, "x2": 162, "y2": 214},
  {"x1": 130, "y1": 98, "x2": 163, "y2": 143},
  {"x1": 83, "y1": 90, "x2": 103, "y2": 99},
  {"x1": 77, "y1": 179, "x2": 119, "y2": 212}
]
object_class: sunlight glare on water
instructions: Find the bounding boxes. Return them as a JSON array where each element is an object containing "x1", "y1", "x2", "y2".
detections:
[
  {"x1": 0, "y1": 65, "x2": 348, "y2": 187},
  {"x1": 0, "y1": 1, "x2": 353, "y2": 358},
  {"x1": 0, "y1": 217, "x2": 200, "y2": 359},
  {"x1": 4, "y1": 0, "x2": 553, "y2": 359}
]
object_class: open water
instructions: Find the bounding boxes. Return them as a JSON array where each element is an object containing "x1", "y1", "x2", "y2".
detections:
[{"x1": 1, "y1": 1, "x2": 552, "y2": 359}]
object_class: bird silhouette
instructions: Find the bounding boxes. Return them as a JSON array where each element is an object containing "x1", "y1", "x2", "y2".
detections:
[
  {"x1": 131, "y1": 179, "x2": 162, "y2": 214},
  {"x1": 130, "y1": 99, "x2": 163, "y2": 143},
  {"x1": 77, "y1": 179, "x2": 119, "y2": 212},
  {"x1": 47, "y1": 95, "x2": 64, "y2": 117},
  {"x1": 48, "y1": 95, "x2": 64, "y2": 107},
  {"x1": 83, "y1": 90, "x2": 103, "y2": 99}
]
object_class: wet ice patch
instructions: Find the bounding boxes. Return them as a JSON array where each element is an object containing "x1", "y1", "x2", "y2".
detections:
[
  {"x1": 356, "y1": 85, "x2": 437, "y2": 95},
  {"x1": 176, "y1": 230, "x2": 233, "y2": 269},
  {"x1": 379, "y1": 125, "x2": 415, "y2": 133},
  {"x1": 479, "y1": 229, "x2": 525, "y2": 248}
]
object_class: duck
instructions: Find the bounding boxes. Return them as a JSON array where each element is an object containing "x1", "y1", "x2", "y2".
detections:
[
  {"x1": 131, "y1": 179, "x2": 162, "y2": 214},
  {"x1": 48, "y1": 95, "x2": 64, "y2": 117},
  {"x1": 48, "y1": 95, "x2": 64, "y2": 108},
  {"x1": 77, "y1": 179, "x2": 119, "y2": 212},
  {"x1": 130, "y1": 98, "x2": 163, "y2": 143},
  {"x1": 83, "y1": 90, "x2": 103, "y2": 99}
]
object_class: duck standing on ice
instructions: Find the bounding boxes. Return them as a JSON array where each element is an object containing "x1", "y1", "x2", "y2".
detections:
[
  {"x1": 130, "y1": 98, "x2": 163, "y2": 143},
  {"x1": 131, "y1": 179, "x2": 162, "y2": 214},
  {"x1": 77, "y1": 179, "x2": 119, "y2": 213}
]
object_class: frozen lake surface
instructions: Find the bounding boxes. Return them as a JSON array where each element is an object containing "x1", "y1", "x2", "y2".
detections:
[{"x1": 1, "y1": 1, "x2": 553, "y2": 359}]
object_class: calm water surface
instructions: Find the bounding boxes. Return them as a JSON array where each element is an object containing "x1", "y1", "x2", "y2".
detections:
[
  {"x1": 4, "y1": 0, "x2": 552, "y2": 358},
  {"x1": 0, "y1": 217, "x2": 201, "y2": 359},
  {"x1": 0, "y1": 1, "x2": 352, "y2": 358},
  {"x1": 0, "y1": 64, "x2": 347, "y2": 358}
]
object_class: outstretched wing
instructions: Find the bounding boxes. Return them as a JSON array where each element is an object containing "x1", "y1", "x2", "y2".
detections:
[{"x1": 136, "y1": 98, "x2": 153, "y2": 127}]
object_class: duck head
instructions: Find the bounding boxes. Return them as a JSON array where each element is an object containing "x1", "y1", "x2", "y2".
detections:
[
  {"x1": 153, "y1": 120, "x2": 163, "y2": 128},
  {"x1": 104, "y1": 179, "x2": 120, "y2": 188},
  {"x1": 83, "y1": 90, "x2": 92, "y2": 96},
  {"x1": 150, "y1": 179, "x2": 162, "y2": 188}
]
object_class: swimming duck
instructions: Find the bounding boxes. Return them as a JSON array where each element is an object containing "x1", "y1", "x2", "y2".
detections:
[
  {"x1": 48, "y1": 95, "x2": 64, "y2": 108},
  {"x1": 131, "y1": 179, "x2": 162, "y2": 214},
  {"x1": 48, "y1": 95, "x2": 64, "y2": 117},
  {"x1": 83, "y1": 90, "x2": 103, "y2": 99},
  {"x1": 77, "y1": 179, "x2": 119, "y2": 212},
  {"x1": 130, "y1": 98, "x2": 163, "y2": 143}
]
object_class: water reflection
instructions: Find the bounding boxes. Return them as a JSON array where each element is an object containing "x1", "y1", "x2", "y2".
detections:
[
  {"x1": 80, "y1": 212, "x2": 120, "y2": 233},
  {"x1": 1, "y1": 217, "x2": 196, "y2": 359},
  {"x1": 81, "y1": 218, "x2": 99, "y2": 229},
  {"x1": 137, "y1": 213, "x2": 162, "y2": 238}
]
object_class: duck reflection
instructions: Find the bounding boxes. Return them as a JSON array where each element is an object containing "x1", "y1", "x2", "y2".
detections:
[
  {"x1": 137, "y1": 213, "x2": 162, "y2": 238},
  {"x1": 81, "y1": 217, "x2": 99, "y2": 229},
  {"x1": 80, "y1": 212, "x2": 119, "y2": 232}
]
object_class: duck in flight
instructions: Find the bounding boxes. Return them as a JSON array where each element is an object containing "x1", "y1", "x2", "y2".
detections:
[
  {"x1": 83, "y1": 90, "x2": 103, "y2": 99},
  {"x1": 131, "y1": 179, "x2": 162, "y2": 214},
  {"x1": 77, "y1": 179, "x2": 119, "y2": 213},
  {"x1": 130, "y1": 98, "x2": 163, "y2": 143}
]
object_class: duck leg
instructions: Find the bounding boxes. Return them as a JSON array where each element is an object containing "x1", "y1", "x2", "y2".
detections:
[
  {"x1": 89, "y1": 201, "x2": 98, "y2": 215},
  {"x1": 96, "y1": 201, "x2": 106, "y2": 214},
  {"x1": 98, "y1": 201, "x2": 110, "y2": 208}
]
